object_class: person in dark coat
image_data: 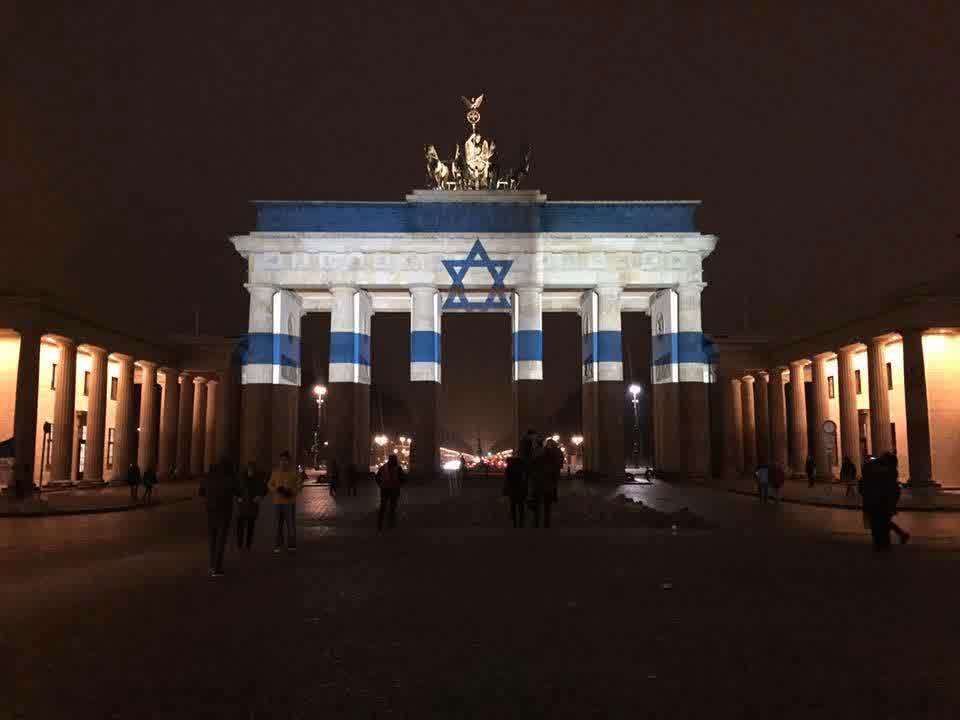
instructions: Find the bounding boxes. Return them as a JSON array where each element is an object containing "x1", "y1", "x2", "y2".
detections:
[
  {"x1": 375, "y1": 454, "x2": 405, "y2": 530},
  {"x1": 235, "y1": 461, "x2": 267, "y2": 550},
  {"x1": 141, "y1": 466, "x2": 157, "y2": 504},
  {"x1": 200, "y1": 458, "x2": 236, "y2": 576},
  {"x1": 126, "y1": 463, "x2": 142, "y2": 502},
  {"x1": 504, "y1": 456, "x2": 528, "y2": 528},
  {"x1": 883, "y1": 453, "x2": 910, "y2": 544},
  {"x1": 530, "y1": 438, "x2": 563, "y2": 529},
  {"x1": 859, "y1": 453, "x2": 906, "y2": 550},
  {"x1": 805, "y1": 455, "x2": 816, "y2": 488},
  {"x1": 840, "y1": 456, "x2": 857, "y2": 497}
]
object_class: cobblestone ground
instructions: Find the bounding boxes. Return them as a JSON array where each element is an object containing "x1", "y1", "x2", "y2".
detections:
[{"x1": 4, "y1": 478, "x2": 960, "y2": 719}]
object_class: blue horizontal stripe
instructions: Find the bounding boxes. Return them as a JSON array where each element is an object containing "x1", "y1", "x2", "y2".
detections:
[
  {"x1": 410, "y1": 331, "x2": 441, "y2": 363},
  {"x1": 512, "y1": 330, "x2": 543, "y2": 362},
  {"x1": 651, "y1": 332, "x2": 716, "y2": 365},
  {"x1": 239, "y1": 333, "x2": 301, "y2": 368},
  {"x1": 254, "y1": 201, "x2": 698, "y2": 233},
  {"x1": 329, "y1": 332, "x2": 371, "y2": 366},
  {"x1": 582, "y1": 331, "x2": 623, "y2": 364}
]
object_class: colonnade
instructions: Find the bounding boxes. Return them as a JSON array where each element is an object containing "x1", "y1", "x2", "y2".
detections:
[
  {"x1": 6, "y1": 327, "x2": 227, "y2": 494},
  {"x1": 726, "y1": 329, "x2": 943, "y2": 485},
  {"x1": 240, "y1": 281, "x2": 713, "y2": 480}
]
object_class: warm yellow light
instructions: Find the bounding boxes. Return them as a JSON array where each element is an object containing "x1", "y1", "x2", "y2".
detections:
[
  {"x1": 628, "y1": 384, "x2": 642, "y2": 397},
  {"x1": 374, "y1": 434, "x2": 388, "y2": 446},
  {"x1": 551, "y1": 434, "x2": 560, "y2": 442},
  {"x1": 313, "y1": 384, "x2": 327, "y2": 397},
  {"x1": 571, "y1": 435, "x2": 584, "y2": 446},
  {"x1": 922, "y1": 334, "x2": 948, "y2": 353}
]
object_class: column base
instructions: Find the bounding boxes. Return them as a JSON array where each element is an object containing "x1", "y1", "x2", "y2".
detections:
[
  {"x1": 328, "y1": 383, "x2": 371, "y2": 475},
  {"x1": 582, "y1": 381, "x2": 625, "y2": 481},
  {"x1": 241, "y1": 384, "x2": 273, "y2": 472},
  {"x1": 514, "y1": 380, "x2": 545, "y2": 451},
  {"x1": 410, "y1": 382, "x2": 441, "y2": 481}
]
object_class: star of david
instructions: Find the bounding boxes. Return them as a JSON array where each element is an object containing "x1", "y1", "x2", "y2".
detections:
[{"x1": 442, "y1": 240, "x2": 513, "y2": 311}]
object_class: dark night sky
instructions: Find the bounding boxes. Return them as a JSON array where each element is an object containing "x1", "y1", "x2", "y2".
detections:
[{"x1": 8, "y1": 3, "x2": 959, "y2": 446}]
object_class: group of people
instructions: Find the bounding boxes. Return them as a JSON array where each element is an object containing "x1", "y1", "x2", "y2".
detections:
[
  {"x1": 125, "y1": 463, "x2": 158, "y2": 504},
  {"x1": 199, "y1": 451, "x2": 303, "y2": 577},
  {"x1": 503, "y1": 429, "x2": 564, "y2": 529},
  {"x1": 754, "y1": 451, "x2": 909, "y2": 551}
]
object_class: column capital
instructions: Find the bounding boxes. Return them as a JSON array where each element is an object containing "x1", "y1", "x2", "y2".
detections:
[
  {"x1": 409, "y1": 284, "x2": 439, "y2": 293},
  {"x1": 110, "y1": 352, "x2": 134, "y2": 364},
  {"x1": 178, "y1": 371, "x2": 193, "y2": 383},
  {"x1": 244, "y1": 282, "x2": 276, "y2": 295},
  {"x1": 870, "y1": 333, "x2": 895, "y2": 346},
  {"x1": 193, "y1": 376, "x2": 208, "y2": 386},
  {"x1": 811, "y1": 351, "x2": 835, "y2": 362},
  {"x1": 136, "y1": 360, "x2": 159, "y2": 370},
  {"x1": 789, "y1": 359, "x2": 810, "y2": 369},
  {"x1": 755, "y1": 371, "x2": 769, "y2": 382},
  {"x1": 50, "y1": 335, "x2": 75, "y2": 349},
  {"x1": 741, "y1": 374, "x2": 756, "y2": 385},
  {"x1": 159, "y1": 366, "x2": 180, "y2": 377},
  {"x1": 593, "y1": 285, "x2": 622, "y2": 297},
  {"x1": 838, "y1": 342, "x2": 864, "y2": 355},
  {"x1": 81, "y1": 344, "x2": 108, "y2": 357},
  {"x1": 677, "y1": 281, "x2": 708, "y2": 295}
]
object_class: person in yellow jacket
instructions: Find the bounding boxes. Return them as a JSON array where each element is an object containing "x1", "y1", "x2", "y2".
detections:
[{"x1": 268, "y1": 451, "x2": 302, "y2": 552}]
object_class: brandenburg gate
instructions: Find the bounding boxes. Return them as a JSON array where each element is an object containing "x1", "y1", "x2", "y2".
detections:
[{"x1": 231, "y1": 95, "x2": 717, "y2": 478}]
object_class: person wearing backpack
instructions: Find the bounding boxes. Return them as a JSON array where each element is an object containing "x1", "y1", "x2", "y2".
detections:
[{"x1": 375, "y1": 454, "x2": 405, "y2": 531}]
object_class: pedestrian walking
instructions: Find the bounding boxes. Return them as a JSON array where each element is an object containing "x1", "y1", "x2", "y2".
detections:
[
  {"x1": 805, "y1": 455, "x2": 816, "y2": 488},
  {"x1": 859, "y1": 453, "x2": 908, "y2": 550},
  {"x1": 328, "y1": 462, "x2": 339, "y2": 498},
  {"x1": 141, "y1": 466, "x2": 157, "y2": 504},
  {"x1": 235, "y1": 461, "x2": 267, "y2": 550},
  {"x1": 376, "y1": 454, "x2": 405, "y2": 530},
  {"x1": 755, "y1": 463, "x2": 770, "y2": 503},
  {"x1": 268, "y1": 451, "x2": 302, "y2": 552},
  {"x1": 528, "y1": 439, "x2": 563, "y2": 528},
  {"x1": 126, "y1": 463, "x2": 142, "y2": 503},
  {"x1": 503, "y1": 456, "x2": 528, "y2": 528},
  {"x1": 840, "y1": 456, "x2": 857, "y2": 497},
  {"x1": 200, "y1": 458, "x2": 236, "y2": 577}
]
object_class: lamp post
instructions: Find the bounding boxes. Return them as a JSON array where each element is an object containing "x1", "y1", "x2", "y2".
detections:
[
  {"x1": 374, "y1": 434, "x2": 388, "y2": 466},
  {"x1": 571, "y1": 434, "x2": 584, "y2": 471},
  {"x1": 312, "y1": 384, "x2": 327, "y2": 469},
  {"x1": 628, "y1": 384, "x2": 642, "y2": 469}
]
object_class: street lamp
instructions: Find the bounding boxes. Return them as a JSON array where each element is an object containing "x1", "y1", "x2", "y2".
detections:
[
  {"x1": 312, "y1": 385, "x2": 327, "y2": 469},
  {"x1": 374, "y1": 434, "x2": 388, "y2": 466},
  {"x1": 571, "y1": 434, "x2": 584, "y2": 471},
  {"x1": 628, "y1": 384, "x2": 642, "y2": 469}
]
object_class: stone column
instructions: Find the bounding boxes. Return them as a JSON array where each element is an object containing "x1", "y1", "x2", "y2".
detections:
[
  {"x1": 768, "y1": 368, "x2": 789, "y2": 471},
  {"x1": 755, "y1": 372, "x2": 770, "y2": 465},
  {"x1": 410, "y1": 285, "x2": 441, "y2": 479},
  {"x1": 190, "y1": 377, "x2": 208, "y2": 475},
  {"x1": 157, "y1": 367, "x2": 180, "y2": 478},
  {"x1": 811, "y1": 353, "x2": 833, "y2": 479},
  {"x1": 725, "y1": 377, "x2": 744, "y2": 476},
  {"x1": 837, "y1": 346, "x2": 862, "y2": 477},
  {"x1": 677, "y1": 282, "x2": 711, "y2": 477},
  {"x1": 12, "y1": 327, "x2": 41, "y2": 496},
  {"x1": 175, "y1": 373, "x2": 194, "y2": 477},
  {"x1": 50, "y1": 338, "x2": 77, "y2": 482},
  {"x1": 328, "y1": 286, "x2": 372, "y2": 474},
  {"x1": 513, "y1": 287, "x2": 545, "y2": 449},
  {"x1": 240, "y1": 283, "x2": 276, "y2": 471},
  {"x1": 788, "y1": 360, "x2": 809, "y2": 476},
  {"x1": 740, "y1": 375, "x2": 757, "y2": 471},
  {"x1": 204, "y1": 378, "x2": 218, "y2": 472},
  {"x1": 111, "y1": 355, "x2": 136, "y2": 481},
  {"x1": 581, "y1": 286, "x2": 624, "y2": 479},
  {"x1": 867, "y1": 336, "x2": 893, "y2": 456},
  {"x1": 901, "y1": 329, "x2": 934, "y2": 486},
  {"x1": 137, "y1": 361, "x2": 159, "y2": 473},
  {"x1": 83, "y1": 346, "x2": 109, "y2": 482}
]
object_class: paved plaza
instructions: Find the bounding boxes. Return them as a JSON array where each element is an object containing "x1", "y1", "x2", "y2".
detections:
[{"x1": 4, "y1": 478, "x2": 960, "y2": 718}]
